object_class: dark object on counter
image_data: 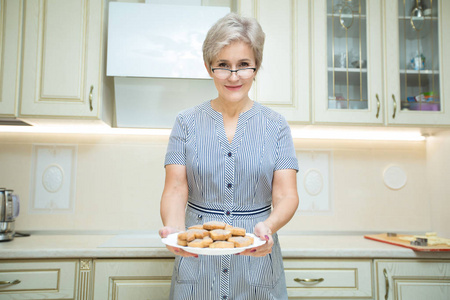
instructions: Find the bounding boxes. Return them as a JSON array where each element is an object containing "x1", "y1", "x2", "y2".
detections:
[
  {"x1": 411, "y1": 238, "x2": 428, "y2": 247},
  {"x1": 0, "y1": 188, "x2": 20, "y2": 242},
  {"x1": 387, "y1": 232, "x2": 397, "y2": 237}
]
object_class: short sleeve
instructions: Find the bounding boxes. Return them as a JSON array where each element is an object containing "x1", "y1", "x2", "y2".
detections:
[
  {"x1": 164, "y1": 114, "x2": 187, "y2": 166},
  {"x1": 275, "y1": 116, "x2": 298, "y2": 172}
]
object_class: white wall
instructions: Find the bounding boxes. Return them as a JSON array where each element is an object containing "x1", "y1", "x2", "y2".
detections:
[
  {"x1": 0, "y1": 131, "x2": 433, "y2": 235},
  {"x1": 427, "y1": 131, "x2": 450, "y2": 237}
]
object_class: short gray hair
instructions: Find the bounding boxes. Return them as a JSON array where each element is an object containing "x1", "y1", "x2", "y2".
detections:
[{"x1": 203, "y1": 12, "x2": 265, "y2": 72}]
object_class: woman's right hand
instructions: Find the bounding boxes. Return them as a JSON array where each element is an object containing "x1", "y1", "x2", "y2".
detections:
[{"x1": 159, "y1": 226, "x2": 199, "y2": 257}]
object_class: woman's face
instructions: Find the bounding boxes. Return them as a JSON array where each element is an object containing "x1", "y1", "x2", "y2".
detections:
[{"x1": 207, "y1": 41, "x2": 256, "y2": 104}]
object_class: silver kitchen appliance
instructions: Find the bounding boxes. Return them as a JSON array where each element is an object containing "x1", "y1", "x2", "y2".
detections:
[{"x1": 0, "y1": 188, "x2": 20, "y2": 242}]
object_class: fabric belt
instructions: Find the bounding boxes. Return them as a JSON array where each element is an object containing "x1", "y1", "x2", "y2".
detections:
[{"x1": 187, "y1": 201, "x2": 271, "y2": 216}]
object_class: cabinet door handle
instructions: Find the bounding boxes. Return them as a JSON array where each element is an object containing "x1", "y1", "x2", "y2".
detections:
[
  {"x1": 383, "y1": 268, "x2": 389, "y2": 300},
  {"x1": 89, "y1": 85, "x2": 94, "y2": 112},
  {"x1": 376, "y1": 94, "x2": 380, "y2": 118},
  {"x1": 392, "y1": 94, "x2": 397, "y2": 119},
  {"x1": 294, "y1": 278, "x2": 324, "y2": 283},
  {"x1": 0, "y1": 279, "x2": 21, "y2": 287}
]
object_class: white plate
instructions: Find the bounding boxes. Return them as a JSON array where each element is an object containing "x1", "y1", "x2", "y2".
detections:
[{"x1": 161, "y1": 233, "x2": 266, "y2": 255}]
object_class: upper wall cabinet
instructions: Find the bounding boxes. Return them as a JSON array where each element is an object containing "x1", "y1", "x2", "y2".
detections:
[
  {"x1": 312, "y1": 0, "x2": 450, "y2": 126},
  {"x1": 312, "y1": 0, "x2": 384, "y2": 125},
  {"x1": 19, "y1": 0, "x2": 112, "y2": 123},
  {"x1": 0, "y1": 0, "x2": 22, "y2": 117},
  {"x1": 239, "y1": 0, "x2": 311, "y2": 123},
  {"x1": 384, "y1": 0, "x2": 450, "y2": 125}
]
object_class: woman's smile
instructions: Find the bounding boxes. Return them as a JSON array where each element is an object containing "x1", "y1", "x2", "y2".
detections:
[{"x1": 225, "y1": 85, "x2": 243, "y2": 91}]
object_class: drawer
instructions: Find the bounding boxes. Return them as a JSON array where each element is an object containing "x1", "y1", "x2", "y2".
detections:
[
  {"x1": 0, "y1": 259, "x2": 78, "y2": 299},
  {"x1": 284, "y1": 259, "x2": 373, "y2": 299}
]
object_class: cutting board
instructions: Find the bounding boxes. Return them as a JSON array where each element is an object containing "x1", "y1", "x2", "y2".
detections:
[{"x1": 364, "y1": 233, "x2": 450, "y2": 252}]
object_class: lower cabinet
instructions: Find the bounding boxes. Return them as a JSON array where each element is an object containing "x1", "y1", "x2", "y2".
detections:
[
  {"x1": 374, "y1": 260, "x2": 450, "y2": 300},
  {"x1": 2, "y1": 257, "x2": 450, "y2": 299},
  {"x1": 284, "y1": 259, "x2": 373, "y2": 299},
  {"x1": 0, "y1": 259, "x2": 78, "y2": 299},
  {"x1": 92, "y1": 259, "x2": 174, "y2": 300}
]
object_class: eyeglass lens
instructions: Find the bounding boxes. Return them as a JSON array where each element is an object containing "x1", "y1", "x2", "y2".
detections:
[{"x1": 213, "y1": 68, "x2": 255, "y2": 79}]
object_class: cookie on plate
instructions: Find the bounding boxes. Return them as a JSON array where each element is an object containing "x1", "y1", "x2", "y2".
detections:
[
  {"x1": 186, "y1": 229, "x2": 210, "y2": 242},
  {"x1": 188, "y1": 224, "x2": 204, "y2": 230},
  {"x1": 209, "y1": 241, "x2": 235, "y2": 248},
  {"x1": 203, "y1": 221, "x2": 227, "y2": 230},
  {"x1": 228, "y1": 236, "x2": 253, "y2": 248},
  {"x1": 229, "y1": 227, "x2": 246, "y2": 237},
  {"x1": 210, "y1": 229, "x2": 232, "y2": 241}
]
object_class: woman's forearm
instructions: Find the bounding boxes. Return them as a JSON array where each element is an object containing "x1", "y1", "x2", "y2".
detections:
[{"x1": 160, "y1": 165, "x2": 189, "y2": 230}]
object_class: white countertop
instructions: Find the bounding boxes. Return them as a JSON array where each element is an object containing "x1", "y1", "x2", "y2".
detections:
[{"x1": 1, "y1": 233, "x2": 450, "y2": 259}]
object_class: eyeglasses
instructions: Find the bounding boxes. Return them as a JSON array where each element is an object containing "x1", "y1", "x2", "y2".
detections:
[{"x1": 211, "y1": 67, "x2": 256, "y2": 80}]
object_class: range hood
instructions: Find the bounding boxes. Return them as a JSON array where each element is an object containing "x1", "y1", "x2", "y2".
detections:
[{"x1": 107, "y1": 2, "x2": 229, "y2": 128}]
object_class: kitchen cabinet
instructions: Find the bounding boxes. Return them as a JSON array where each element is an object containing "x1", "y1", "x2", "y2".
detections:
[
  {"x1": 238, "y1": 0, "x2": 311, "y2": 123},
  {"x1": 0, "y1": 0, "x2": 22, "y2": 117},
  {"x1": 312, "y1": 0, "x2": 384, "y2": 125},
  {"x1": 284, "y1": 259, "x2": 373, "y2": 299},
  {"x1": 92, "y1": 259, "x2": 174, "y2": 300},
  {"x1": 312, "y1": 0, "x2": 450, "y2": 126},
  {"x1": 0, "y1": 259, "x2": 79, "y2": 299},
  {"x1": 384, "y1": 0, "x2": 450, "y2": 125},
  {"x1": 18, "y1": 0, "x2": 113, "y2": 124},
  {"x1": 375, "y1": 260, "x2": 450, "y2": 300}
]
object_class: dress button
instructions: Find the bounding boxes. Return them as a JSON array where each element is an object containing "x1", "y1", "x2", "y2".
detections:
[
  {"x1": 222, "y1": 296, "x2": 228, "y2": 300},
  {"x1": 227, "y1": 183, "x2": 232, "y2": 188},
  {"x1": 226, "y1": 211, "x2": 231, "y2": 216},
  {"x1": 227, "y1": 152, "x2": 232, "y2": 157},
  {"x1": 223, "y1": 268, "x2": 228, "y2": 273}
]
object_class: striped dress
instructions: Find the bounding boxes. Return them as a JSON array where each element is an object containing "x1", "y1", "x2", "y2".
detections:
[{"x1": 164, "y1": 100, "x2": 298, "y2": 300}]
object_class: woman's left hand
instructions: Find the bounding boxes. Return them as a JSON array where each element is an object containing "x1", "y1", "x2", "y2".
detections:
[{"x1": 239, "y1": 222, "x2": 273, "y2": 257}]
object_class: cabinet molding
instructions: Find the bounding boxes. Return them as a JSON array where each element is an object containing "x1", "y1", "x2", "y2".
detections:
[{"x1": 239, "y1": 0, "x2": 310, "y2": 122}]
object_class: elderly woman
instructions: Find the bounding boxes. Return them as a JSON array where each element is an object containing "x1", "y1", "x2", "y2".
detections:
[{"x1": 159, "y1": 12, "x2": 299, "y2": 299}]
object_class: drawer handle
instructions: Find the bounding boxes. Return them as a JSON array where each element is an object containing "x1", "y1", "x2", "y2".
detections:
[
  {"x1": 294, "y1": 278, "x2": 324, "y2": 283},
  {"x1": 383, "y1": 268, "x2": 389, "y2": 300},
  {"x1": 0, "y1": 279, "x2": 21, "y2": 287}
]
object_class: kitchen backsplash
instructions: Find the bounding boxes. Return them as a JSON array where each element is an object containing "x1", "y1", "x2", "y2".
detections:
[{"x1": 0, "y1": 130, "x2": 448, "y2": 236}]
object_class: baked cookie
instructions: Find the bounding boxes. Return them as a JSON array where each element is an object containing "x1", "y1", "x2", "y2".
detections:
[
  {"x1": 210, "y1": 229, "x2": 232, "y2": 241},
  {"x1": 188, "y1": 238, "x2": 206, "y2": 248},
  {"x1": 202, "y1": 236, "x2": 213, "y2": 247},
  {"x1": 177, "y1": 238, "x2": 188, "y2": 246},
  {"x1": 186, "y1": 229, "x2": 210, "y2": 242},
  {"x1": 229, "y1": 227, "x2": 246, "y2": 237},
  {"x1": 188, "y1": 224, "x2": 204, "y2": 230},
  {"x1": 203, "y1": 221, "x2": 227, "y2": 230},
  {"x1": 178, "y1": 231, "x2": 188, "y2": 241},
  {"x1": 209, "y1": 241, "x2": 235, "y2": 248},
  {"x1": 228, "y1": 236, "x2": 253, "y2": 248}
]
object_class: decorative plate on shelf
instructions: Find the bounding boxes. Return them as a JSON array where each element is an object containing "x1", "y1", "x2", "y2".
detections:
[{"x1": 161, "y1": 233, "x2": 265, "y2": 255}]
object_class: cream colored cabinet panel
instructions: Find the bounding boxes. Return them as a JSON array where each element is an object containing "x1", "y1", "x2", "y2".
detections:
[
  {"x1": 375, "y1": 260, "x2": 450, "y2": 300},
  {"x1": 0, "y1": 259, "x2": 78, "y2": 299},
  {"x1": 93, "y1": 259, "x2": 174, "y2": 300},
  {"x1": 284, "y1": 259, "x2": 373, "y2": 299},
  {"x1": 0, "y1": 0, "x2": 22, "y2": 117},
  {"x1": 312, "y1": 0, "x2": 384, "y2": 125},
  {"x1": 19, "y1": 0, "x2": 103, "y2": 118},
  {"x1": 239, "y1": 0, "x2": 310, "y2": 123},
  {"x1": 384, "y1": 0, "x2": 450, "y2": 125}
]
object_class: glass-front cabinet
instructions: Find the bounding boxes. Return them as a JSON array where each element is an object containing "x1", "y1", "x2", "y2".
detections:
[
  {"x1": 313, "y1": 0, "x2": 450, "y2": 125},
  {"x1": 313, "y1": 0, "x2": 384, "y2": 124},
  {"x1": 385, "y1": 0, "x2": 450, "y2": 125}
]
